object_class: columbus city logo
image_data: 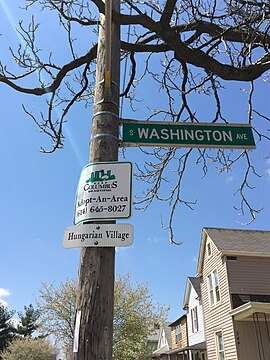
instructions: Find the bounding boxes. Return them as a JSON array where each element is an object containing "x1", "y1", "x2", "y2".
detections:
[
  {"x1": 86, "y1": 169, "x2": 116, "y2": 183},
  {"x1": 84, "y1": 169, "x2": 117, "y2": 192}
]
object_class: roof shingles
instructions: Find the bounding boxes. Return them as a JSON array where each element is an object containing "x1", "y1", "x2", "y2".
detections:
[{"x1": 205, "y1": 228, "x2": 270, "y2": 255}]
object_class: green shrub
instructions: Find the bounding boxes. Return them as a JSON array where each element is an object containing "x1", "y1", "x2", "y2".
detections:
[{"x1": 1, "y1": 338, "x2": 56, "y2": 360}]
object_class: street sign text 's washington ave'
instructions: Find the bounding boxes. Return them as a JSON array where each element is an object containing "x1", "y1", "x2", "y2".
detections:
[{"x1": 122, "y1": 120, "x2": 256, "y2": 149}]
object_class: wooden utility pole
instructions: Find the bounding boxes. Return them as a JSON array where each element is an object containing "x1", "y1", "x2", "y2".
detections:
[{"x1": 73, "y1": 0, "x2": 120, "y2": 358}]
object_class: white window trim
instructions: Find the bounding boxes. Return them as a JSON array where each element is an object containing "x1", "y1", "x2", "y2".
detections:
[
  {"x1": 175, "y1": 324, "x2": 182, "y2": 343},
  {"x1": 215, "y1": 330, "x2": 225, "y2": 360},
  {"x1": 191, "y1": 306, "x2": 199, "y2": 333},
  {"x1": 206, "y1": 239, "x2": 212, "y2": 259},
  {"x1": 208, "y1": 269, "x2": 221, "y2": 306}
]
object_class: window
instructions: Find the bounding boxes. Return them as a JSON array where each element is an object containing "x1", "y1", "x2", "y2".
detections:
[
  {"x1": 226, "y1": 256, "x2": 237, "y2": 261},
  {"x1": 216, "y1": 331, "x2": 225, "y2": 360},
  {"x1": 208, "y1": 270, "x2": 220, "y2": 306},
  {"x1": 207, "y1": 241, "x2": 212, "y2": 257},
  {"x1": 175, "y1": 324, "x2": 182, "y2": 343},
  {"x1": 191, "y1": 352, "x2": 200, "y2": 360},
  {"x1": 191, "y1": 306, "x2": 198, "y2": 332}
]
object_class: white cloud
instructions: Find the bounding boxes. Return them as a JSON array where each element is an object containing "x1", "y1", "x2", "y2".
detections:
[
  {"x1": 0, "y1": 288, "x2": 10, "y2": 297},
  {"x1": 266, "y1": 169, "x2": 270, "y2": 178},
  {"x1": 192, "y1": 256, "x2": 198, "y2": 263},
  {"x1": 10, "y1": 318, "x2": 20, "y2": 328},
  {"x1": 225, "y1": 175, "x2": 234, "y2": 184},
  {"x1": 0, "y1": 288, "x2": 11, "y2": 308},
  {"x1": 0, "y1": 299, "x2": 8, "y2": 307}
]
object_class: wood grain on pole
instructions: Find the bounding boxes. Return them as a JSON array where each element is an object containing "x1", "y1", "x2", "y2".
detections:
[{"x1": 73, "y1": 0, "x2": 120, "y2": 358}]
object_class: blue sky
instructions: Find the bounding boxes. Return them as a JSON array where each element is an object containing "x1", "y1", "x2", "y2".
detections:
[{"x1": 0, "y1": 0, "x2": 269, "y2": 324}]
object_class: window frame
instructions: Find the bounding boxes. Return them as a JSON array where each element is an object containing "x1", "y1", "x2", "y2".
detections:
[
  {"x1": 208, "y1": 269, "x2": 220, "y2": 306},
  {"x1": 207, "y1": 240, "x2": 212, "y2": 258},
  {"x1": 191, "y1": 306, "x2": 199, "y2": 333},
  {"x1": 175, "y1": 323, "x2": 182, "y2": 343},
  {"x1": 215, "y1": 330, "x2": 225, "y2": 360}
]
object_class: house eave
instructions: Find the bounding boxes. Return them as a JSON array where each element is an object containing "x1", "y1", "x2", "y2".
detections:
[
  {"x1": 196, "y1": 228, "x2": 270, "y2": 277},
  {"x1": 159, "y1": 341, "x2": 207, "y2": 355},
  {"x1": 196, "y1": 228, "x2": 208, "y2": 276},
  {"x1": 230, "y1": 301, "x2": 270, "y2": 321},
  {"x1": 221, "y1": 251, "x2": 270, "y2": 258},
  {"x1": 169, "y1": 314, "x2": 186, "y2": 327}
]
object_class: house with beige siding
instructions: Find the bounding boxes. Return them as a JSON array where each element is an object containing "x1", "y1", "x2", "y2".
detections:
[
  {"x1": 183, "y1": 277, "x2": 207, "y2": 360},
  {"x1": 167, "y1": 315, "x2": 189, "y2": 359},
  {"x1": 196, "y1": 228, "x2": 270, "y2": 360}
]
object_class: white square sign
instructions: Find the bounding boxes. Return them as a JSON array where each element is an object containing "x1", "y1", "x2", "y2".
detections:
[{"x1": 74, "y1": 161, "x2": 132, "y2": 224}]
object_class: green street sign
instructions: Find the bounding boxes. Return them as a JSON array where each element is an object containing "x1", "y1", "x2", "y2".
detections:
[{"x1": 121, "y1": 120, "x2": 256, "y2": 149}]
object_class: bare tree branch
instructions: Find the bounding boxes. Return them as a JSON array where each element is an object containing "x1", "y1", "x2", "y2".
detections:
[
  {"x1": 0, "y1": 0, "x2": 269, "y2": 237},
  {"x1": 0, "y1": 45, "x2": 97, "y2": 95}
]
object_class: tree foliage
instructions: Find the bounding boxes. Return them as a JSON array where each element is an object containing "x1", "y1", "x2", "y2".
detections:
[
  {"x1": 16, "y1": 304, "x2": 41, "y2": 338},
  {"x1": 0, "y1": 0, "x2": 269, "y2": 237},
  {"x1": 0, "y1": 305, "x2": 16, "y2": 355},
  {"x1": 113, "y1": 273, "x2": 168, "y2": 360},
  {"x1": 38, "y1": 279, "x2": 76, "y2": 347},
  {"x1": 1, "y1": 338, "x2": 56, "y2": 360},
  {"x1": 37, "y1": 276, "x2": 168, "y2": 359}
]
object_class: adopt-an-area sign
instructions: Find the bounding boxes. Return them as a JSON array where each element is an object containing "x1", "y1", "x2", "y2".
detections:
[{"x1": 74, "y1": 161, "x2": 132, "y2": 224}]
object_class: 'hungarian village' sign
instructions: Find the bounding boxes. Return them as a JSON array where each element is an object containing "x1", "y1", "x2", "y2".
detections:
[
  {"x1": 122, "y1": 120, "x2": 256, "y2": 149},
  {"x1": 74, "y1": 161, "x2": 132, "y2": 224},
  {"x1": 63, "y1": 224, "x2": 134, "y2": 248}
]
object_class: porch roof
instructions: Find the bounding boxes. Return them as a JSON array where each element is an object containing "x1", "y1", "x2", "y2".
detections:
[
  {"x1": 158, "y1": 341, "x2": 207, "y2": 355},
  {"x1": 151, "y1": 344, "x2": 169, "y2": 356},
  {"x1": 230, "y1": 301, "x2": 270, "y2": 321}
]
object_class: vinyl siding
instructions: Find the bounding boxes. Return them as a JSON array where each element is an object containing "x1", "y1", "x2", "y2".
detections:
[
  {"x1": 187, "y1": 285, "x2": 205, "y2": 346},
  {"x1": 227, "y1": 256, "x2": 270, "y2": 295},
  {"x1": 200, "y1": 237, "x2": 237, "y2": 359},
  {"x1": 234, "y1": 320, "x2": 270, "y2": 360},
  {"x1": 181, "y1": 319, "x2": 188, "y2": 348},
  {"x1": 171, "y1": 319, "x2": 188, "y2": 350},
  {"x1": 171, "y1": 328, "x2": 179, "y2": 349}
]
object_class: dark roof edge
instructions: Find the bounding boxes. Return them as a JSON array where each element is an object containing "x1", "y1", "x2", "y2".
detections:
[
  {"x1": 203, "y1": 227, "x2": 270, "y2": 233},
  {"x1": 169, "y1": 314, "x2": 186, "y2": 327}
]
